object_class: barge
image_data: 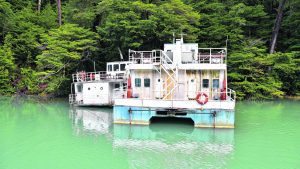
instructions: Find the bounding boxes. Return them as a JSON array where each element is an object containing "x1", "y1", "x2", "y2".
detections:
[{"x1": 113, "y1": 37, "x2": 236, "y2": 128}]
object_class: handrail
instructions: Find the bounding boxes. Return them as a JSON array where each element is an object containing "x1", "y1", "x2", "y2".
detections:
[
  {"x1": 129, "y1": 48, "x2": 227, "y2": 65},
  {"x1": 72, "y1": 71, "x2": 126, "y2": 82}
]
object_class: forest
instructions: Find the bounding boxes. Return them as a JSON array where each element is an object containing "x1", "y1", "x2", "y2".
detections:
[{"x1": 0, "y1": 0, "x2": 299, "y2": 100}]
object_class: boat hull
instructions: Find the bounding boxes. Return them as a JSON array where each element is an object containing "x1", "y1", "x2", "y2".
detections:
[{"x1": 113, "y1": 100, "x2": 235, "y2": 128}]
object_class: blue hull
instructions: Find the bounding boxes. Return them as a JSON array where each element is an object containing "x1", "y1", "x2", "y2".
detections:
[{"x1": 113, "y1": 106, "x2": 235, "y2": 128}]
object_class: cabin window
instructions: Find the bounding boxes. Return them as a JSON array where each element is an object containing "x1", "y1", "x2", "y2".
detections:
[
  {"x1": 135, "y1": 78, "x2": 141, "y2": 87},
  {"x1": 115, "y1": 83, "x2": 120, "y2": 89},
  {"x1": 144, "y1": 78, "x2": 150, "y2": 87},
  {"x1": 113, "y1": 64, "x2": 119, "y2": 71},
  {"x1": 108, "y1": 65, "x2": 112, "y2": 71},
  {"x1": 120, "y1": 64, "x2": 126, "y2": 71},
  {"x1": 213, "y1": 79, "x2": 219, "y2": 88},
  {"x1": 88, "y1": 87, "x2": 90, "y2": 90},
  {"x1": 76, "y1": 85, "x2": 82, "y2": 92},
  {"x1": 202, "y1": 79, "x2": 209, "y2": 88}
]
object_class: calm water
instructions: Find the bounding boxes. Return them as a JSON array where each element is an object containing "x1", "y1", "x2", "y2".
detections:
[{"x1": 0, "y1": 97, "x2": 299, "y2": 169}]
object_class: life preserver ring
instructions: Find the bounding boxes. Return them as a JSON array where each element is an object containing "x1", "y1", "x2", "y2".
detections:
[{"x1": 196, "y1": 92, "x2": 208, "y2": 105}]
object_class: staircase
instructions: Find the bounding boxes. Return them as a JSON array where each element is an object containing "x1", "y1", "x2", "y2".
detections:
[{"x1": 154, "y1": 50, "x2": 178, "y2": 100}]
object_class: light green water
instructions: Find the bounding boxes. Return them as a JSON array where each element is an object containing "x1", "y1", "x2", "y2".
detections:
[{"x1": 0, "y1": 97, "x2": 299, "y2": 169}]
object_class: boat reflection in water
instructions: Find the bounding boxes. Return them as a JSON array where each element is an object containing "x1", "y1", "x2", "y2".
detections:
[
  {"x1": 70, "y1": 108, "x2": 234, "y2": 168},
  {"x1": 69, "y1": 107, "x2": 113, "y2": 135}
]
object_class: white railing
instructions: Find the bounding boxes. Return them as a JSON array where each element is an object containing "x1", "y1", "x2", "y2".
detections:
[
  {"x1": 198, "y1": 48, "x2": 227, "y2": 64},
  {"x1": 72, "y1": 71, "x2": 126, "y2": 82},
  {"x1": 128, "y1": 49, "x2": 163, "y2": 64},
  {"x1": 181, "y1": 48, "x2": 227, "y2": 64},
  {"x1": 114, "y1": 88, "x2": 236, "y2": 101},
  {"x1": 129, "y1": 48, "x2": 227, "y2": 65}
]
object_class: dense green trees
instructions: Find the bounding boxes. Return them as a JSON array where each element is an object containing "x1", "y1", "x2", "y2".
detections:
[{"x1": 0, "y1": 0, "x2": 299, "y2": 99}]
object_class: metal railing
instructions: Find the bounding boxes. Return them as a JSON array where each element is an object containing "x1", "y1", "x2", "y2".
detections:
[
  {"x1": 128, "y1": 49, "x2": 162, "y2": 64},
  {"x1": 181, "y1": 48, "x2": 227, "y2": 64},
  {"x1": 113, "y1": 88, "x2": 236, "y2": 101},
  {"x1": 72, "y1": 71, "x2": 126, "y2": 82},
  {"x1": 128, "y1": 48, "x2": 227, "y2": 65}
]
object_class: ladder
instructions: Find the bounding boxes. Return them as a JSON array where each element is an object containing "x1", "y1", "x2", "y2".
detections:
[{"x1": 153, "y1": 50, "x2": 178, "y2": 100}]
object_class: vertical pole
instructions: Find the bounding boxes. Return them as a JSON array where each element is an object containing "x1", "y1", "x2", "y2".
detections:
[
  {"x1": 57, "y1": 0, "x2": 62, "y2": 26},
  {"x1": 209, "y1": 49, "x2": 211, "y2": 64}
]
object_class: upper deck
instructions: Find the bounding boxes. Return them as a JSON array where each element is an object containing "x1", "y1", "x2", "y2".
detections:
[
  {"x1": 128, "y1": 39, "x2": 227, "y2": 70},
  {"x1": 72, "y1": 61, "x2": 131, "y2": 83}
]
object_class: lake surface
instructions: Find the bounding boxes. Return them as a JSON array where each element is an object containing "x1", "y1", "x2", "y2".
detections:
[{"x1": 0, "y1": 97, "x2": 299, "y2": 169}]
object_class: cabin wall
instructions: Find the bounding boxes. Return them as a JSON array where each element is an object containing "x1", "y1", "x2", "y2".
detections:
[
  {"x1": 130, "y1": 70, "x2": 154, "y2": 99},
  {"x1": 82, "y1": 82, "x2": 110, "y2": 105},
  {"x1": 130, "y1": 69, "x2": 225, "y2": 100}
]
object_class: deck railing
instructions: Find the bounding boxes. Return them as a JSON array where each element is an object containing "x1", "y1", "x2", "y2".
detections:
[
  {"x1": 112, "y1": 88, "x2": 236, "y2": 101},
  {"x1": 128, "y1": 48, "x2": 227, "y2": 65},
  {"x1": 72, "y1": 71, "x2": 126, "y2": 82}
]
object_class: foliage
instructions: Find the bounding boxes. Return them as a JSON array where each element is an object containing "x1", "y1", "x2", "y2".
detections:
[
  {"x1": 0, "y1": 0, "x2": 299, "y2": 99},
  {"x1": 0, "y1": 45, "x2": 15, "y2": 94},
  {"x1": 96, "y1": 0, "x2": 200, "y2": 61},
  {"x1": 228, "y1": 43, "x2": 284, "y2": 100},
  {"x1": 36, "y1": 24, "x2": 98, "y2": 94}
]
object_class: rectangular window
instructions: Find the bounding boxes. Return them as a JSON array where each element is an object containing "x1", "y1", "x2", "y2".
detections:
[
  {"x1": 76, "y1": 85, "x2": 82, "y2": 92},
  {"x1": 115, "y1": 83, "x2": 120, "y2": 89},
  {"x1": 113, "y1": 64, "x2": 119, "y2": 71},
  {"x1": 202, "y1": 79, "x2": 209, "y2": 88},
  {"x1": 213, "y1": 79, "x2": 219, "y2": 88},
  {"x1": 108, "y1": 65, "x2": 112, "y2": 71},
  {"x1": 135, "y1": 78, "x2": 141, "y2": 87},
  {"x1": 144, "y1": 78, "x2": 150, "y2": 87},
  {"x1": 120, "y1": 64, "x2": 126, "y2": 71}
]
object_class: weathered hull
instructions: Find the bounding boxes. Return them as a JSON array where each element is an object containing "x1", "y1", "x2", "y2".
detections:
[{"x1": 113, "y1": 105, "x2": 235, "y2": 128}]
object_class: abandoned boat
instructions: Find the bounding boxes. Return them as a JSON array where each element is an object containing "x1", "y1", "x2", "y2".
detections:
[
  {"x1": 69, "y1": 61, "x2": 131, "y2": 106},
  {"x1": 113, "y1": 37, "x2": 236, "y2": 128}
]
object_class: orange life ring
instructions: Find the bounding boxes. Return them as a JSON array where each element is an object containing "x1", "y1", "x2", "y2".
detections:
[{"x1": 196, "y1": 92, "x2": 208, "y2": 105}]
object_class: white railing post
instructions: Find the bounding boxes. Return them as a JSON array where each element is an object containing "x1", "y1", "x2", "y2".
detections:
[{"x1": 209, "y1": 48, "x2": 212, "y2": 64}]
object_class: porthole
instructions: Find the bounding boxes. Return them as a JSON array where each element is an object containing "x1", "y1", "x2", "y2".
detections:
[
  {"x1": 100, "y1": 87, "x2": 103, "y2": 90},
  {"x1": 88, "y1": 87, "x2": 90, "y2": 90}
]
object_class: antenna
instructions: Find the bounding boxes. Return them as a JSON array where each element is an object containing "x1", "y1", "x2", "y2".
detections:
[{"x1": 118, "y1": 47, "x2": 124, "y2": 61}]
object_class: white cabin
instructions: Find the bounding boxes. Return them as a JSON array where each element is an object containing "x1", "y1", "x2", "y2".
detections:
[{"x1": 69, "y1": 61, "x2": 131, "y2": 106}]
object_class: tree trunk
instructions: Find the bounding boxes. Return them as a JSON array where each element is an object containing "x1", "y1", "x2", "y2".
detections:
[
  {"x1": 37, "y1": 0, "x2": 42, "y2": 13},
  {"x1": 57, "y1": 0, "x2": 62, "y2": 26},
  {"x1": 269, "y1": 0, "x2": 287, "y2": 54}
]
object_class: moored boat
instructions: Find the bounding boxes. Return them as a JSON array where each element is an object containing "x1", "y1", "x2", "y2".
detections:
[
  {"x1": 69, "y1": 61, "x2": 131, "y2": 106},
  {"x1": 113, "y1": 37, "x2": 236, "y2": 128}
]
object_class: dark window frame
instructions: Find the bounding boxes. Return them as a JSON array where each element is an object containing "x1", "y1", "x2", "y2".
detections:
[
  {"x1": 113, "y1": 64, "x2": 119, "y2": 71},
  {"x1": 144, "y1": 78, "x2": 150, "y2": 87},
  {"x1": 135, "y1": 78, "x2": 141, "y2": 87},
  {"x1": 202, "y1": 79, "x2": 209, "y2": 88},
  {"x1": 212, "y1": 79, "x2": 219, "y2": 88}
]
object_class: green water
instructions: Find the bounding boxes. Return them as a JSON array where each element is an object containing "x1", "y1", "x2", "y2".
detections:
[{"x1": 0, "y1": 97, "x2": 299, "y2": 169}]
